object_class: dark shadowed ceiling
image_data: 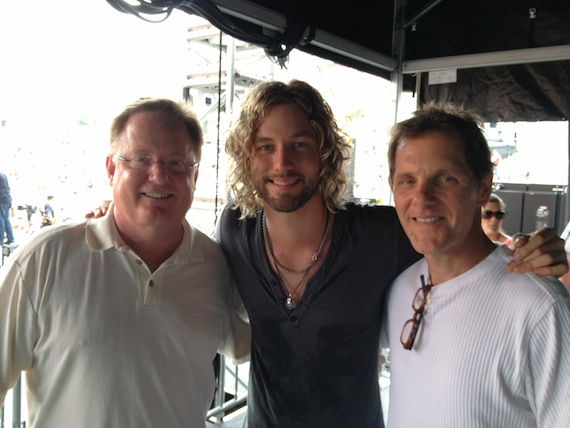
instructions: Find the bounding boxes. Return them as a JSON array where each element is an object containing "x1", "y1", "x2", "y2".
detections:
[
  {"x1": 206, "y1": 0, "x2": 570, "y2": 121},
  {"x1": 107, "y1": 0, "x2": 570, "y2": 120},
  {"x1": 212, "y1": 0, "x2": 570, "y2": 68}
]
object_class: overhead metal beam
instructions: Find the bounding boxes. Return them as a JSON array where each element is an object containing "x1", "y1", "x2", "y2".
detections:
[
  {"x1": 401, "y1": 0, "x2": 443, "y2": 30},
  {"x1": 204, "y1": 1, "x2": 570, "y2": 77},
  {"x1": 211, "y1": 0, "x2": 398, "y2": 72},
  {"x1": 402, "y1": 45, "x2": 570, "y2": 74}
]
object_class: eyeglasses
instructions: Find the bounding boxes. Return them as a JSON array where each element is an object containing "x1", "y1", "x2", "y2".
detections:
[
  {"x1": 114, "y1": 155, "x2": 199, "y2": 174},
  {"x1": 400, "y1": 275, "x2": 433, "y2": 350},
  {"x1": 481, "y1": 210, "x2": 506, "y2": 220}
]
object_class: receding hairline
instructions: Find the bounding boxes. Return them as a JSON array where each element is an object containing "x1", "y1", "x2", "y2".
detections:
[{"x1": 109, "y1": 97, "x2": 203, "y2": 160}]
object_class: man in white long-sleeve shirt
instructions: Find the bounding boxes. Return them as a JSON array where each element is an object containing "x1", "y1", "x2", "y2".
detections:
[{"x1": 385, "y1": 103, "x2": 570, "y2": 427}]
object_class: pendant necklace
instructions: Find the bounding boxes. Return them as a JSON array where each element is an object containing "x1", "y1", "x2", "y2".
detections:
[{"x1": 262, "y1": 210, "x2": 331, "y2": 310}]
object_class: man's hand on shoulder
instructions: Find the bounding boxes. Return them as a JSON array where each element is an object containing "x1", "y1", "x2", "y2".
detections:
[
  {"x1": 506, "y1": 227, "x2": 568, "y2": 277},
  {"x1": 85, "y1": 200, "x2": 111, "y2": 219}
]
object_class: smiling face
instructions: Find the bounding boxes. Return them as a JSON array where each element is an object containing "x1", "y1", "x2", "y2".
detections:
[
  {"x1": 106, "y1": 110, "x2": 199, "y2": 237},
  {"x1": 390, "y1": 131, "x2": 492, "y2": 261},
  {"x1": 250, "y1": 103, "x2": 322, "y2": 213}
]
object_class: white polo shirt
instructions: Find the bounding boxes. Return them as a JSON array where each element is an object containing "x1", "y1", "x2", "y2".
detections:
[{"x1": 0, "y1": 208, "x2": 249, "y2": 427}]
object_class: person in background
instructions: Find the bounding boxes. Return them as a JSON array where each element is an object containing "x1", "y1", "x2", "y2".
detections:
[
  {"x1": 0, "y1": 98, "x2": 249, "y2": 427},
  {"x1": 216, "y1": 80, "x2": 568, "y2": 427},
  {"x1": 0, "y1": 171, "x2": 15, "y2": 244},
  {"x1": 41, "y1": 195, "x2": 55, "y2": 227},
  {"x1": 386, "y1": 103, "x2": 570, "y2": 427},
  {"x1": 481, "y1": 193, "x2": 514, "y2": 249}
]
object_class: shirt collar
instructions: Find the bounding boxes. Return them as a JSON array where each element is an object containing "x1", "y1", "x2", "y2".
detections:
[{"x1": 85, "y1": 202, "x2": 204, "y2": 263}]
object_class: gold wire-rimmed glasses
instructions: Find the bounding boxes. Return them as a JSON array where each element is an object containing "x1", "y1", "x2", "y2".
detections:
[
  {"x1": 114, "y1": 155, "x2": 199, "y2": 174},
  {"x1": 400, "y1": 274, "x2": 433, "y2": 350}
]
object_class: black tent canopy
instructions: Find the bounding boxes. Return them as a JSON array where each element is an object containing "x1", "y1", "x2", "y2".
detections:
[
  {"x1": 201, "y1": 0, "x2": 570, "y2": 121},
  {"x1": 107, "y1": 0, "x2": 570, "y2": 120},
  {"x1": 107, "y1": 0, "x2": 570, "y2": 227}
]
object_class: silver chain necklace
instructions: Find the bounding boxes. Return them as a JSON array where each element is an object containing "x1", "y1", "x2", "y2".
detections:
[{"x1": 262, "y1": 211, "x2": 331, "y2": 310}]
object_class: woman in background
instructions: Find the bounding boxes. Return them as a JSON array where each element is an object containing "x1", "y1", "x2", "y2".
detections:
[{"x1": 482, "y1": 193, "x2": 515, "y2": 250}]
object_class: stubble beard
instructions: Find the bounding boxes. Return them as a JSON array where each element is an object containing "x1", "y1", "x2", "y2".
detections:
[{"x1": 254, "y1": 175, "x2": 320, "y2": 213}]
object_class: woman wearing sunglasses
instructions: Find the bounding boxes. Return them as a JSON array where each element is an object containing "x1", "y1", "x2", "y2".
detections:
[{"x1": 481, "y1": 193, "x2": 515, "y2": 249}]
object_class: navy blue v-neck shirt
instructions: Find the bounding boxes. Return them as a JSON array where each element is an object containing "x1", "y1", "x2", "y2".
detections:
[{"x1": 217, "y1": 203, "x2": 419, "y2": 428}]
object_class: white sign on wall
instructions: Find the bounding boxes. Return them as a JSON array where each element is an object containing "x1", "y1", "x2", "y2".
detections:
[{"x1": 428, "y1": 69, "x2": 457, "y2": 85}]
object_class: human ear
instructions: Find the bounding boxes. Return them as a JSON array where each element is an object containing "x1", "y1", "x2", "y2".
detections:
[{"x1": 106, "y1": 155, "x2": 116, "y2": 186}]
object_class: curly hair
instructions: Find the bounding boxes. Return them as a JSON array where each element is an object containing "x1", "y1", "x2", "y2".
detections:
[
  {"x1": 225, "y1": 80, "x2": 351, "y2": 218},
  {"x1": 109, "y1": 97, "x2": 203, "y2": 161},
  {"x1": 388, "y1": 102, "x2": 493, "y2": 183}
]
